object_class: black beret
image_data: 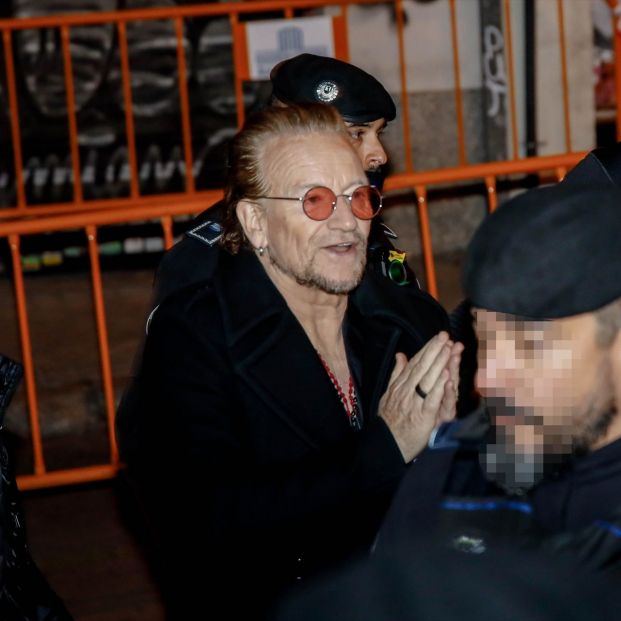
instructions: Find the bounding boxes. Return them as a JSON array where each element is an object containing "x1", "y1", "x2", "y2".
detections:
[
  {"x1": 562, "y1": 142, "x2": 621, "y2": 190},
  {"x1": 270, "y1": 53, "x2": 396, "y2": 124},
  {"x1": 463, "y1": 183, "x2": 621, "y2": 319}
]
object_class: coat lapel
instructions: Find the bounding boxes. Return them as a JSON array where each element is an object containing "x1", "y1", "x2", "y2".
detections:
[{"x1": 215, "y1": 250, "x2": 351, "y2": 450}]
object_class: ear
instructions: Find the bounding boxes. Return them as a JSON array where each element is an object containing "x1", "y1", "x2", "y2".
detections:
[{"x1": 236, "y1": 199, "x2": 268, "y2": 250}]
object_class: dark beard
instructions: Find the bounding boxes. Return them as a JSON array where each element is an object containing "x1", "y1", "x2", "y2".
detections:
[
  {"x1": 480, "y1": 397, "x2": 569, "y2": 494},
  {"x1": 481, "y1": 390, "x2": 617, "y2": 493},
  {"x1": 481, "y1": 434, "x2": 557, "y2": 495},
  {"x1": 572, "y1": 356, "x2": 616, "y2": 453}
]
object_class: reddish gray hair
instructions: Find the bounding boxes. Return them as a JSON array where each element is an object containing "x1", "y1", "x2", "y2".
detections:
[{"x1": 220, "y1": 103, "x2": 347, "y2": 254}]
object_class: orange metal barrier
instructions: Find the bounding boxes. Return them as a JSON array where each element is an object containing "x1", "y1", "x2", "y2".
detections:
[
  {"x1": 0, "y1": 152, "x2": 586, "y2": 491},
  {"x1": 0, "y1": 1, "x2": 618, "y2": 489},
  {"x1": 0, "y1": 0, "x2": 361, "y2": 220},
  {"x1": 0, "y1": 0, "x2": 616, "y2": 218}
]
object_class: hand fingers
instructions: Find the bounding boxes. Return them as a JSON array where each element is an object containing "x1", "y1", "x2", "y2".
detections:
[
  {"x1": 422, "y1": 368, "x2": 449, "y2": 418},
  {"x1": 437, "y1": 379, "x2": 457, "y2": 424},
  {"x1": 387, "y1": 352, "x2": 408, "y2": 385},
  {"x1": 415, "y1": 343, "x2": 452, "y2": 396},
  {"x1": 450, "y1": 341, "x2": 464, "y2": 361},
  {"x1": 394, "y1": 332, "x2": 450, "y2": 391},
  {"x1": 448, "y1": 351, "x2": 462, "y2": 386},
  {"x1": 410, "y1": 331, "x2": 449, "y2": 368},
  {"x1": 448, "y1": 341, "x2": 463, "y2": 396}
]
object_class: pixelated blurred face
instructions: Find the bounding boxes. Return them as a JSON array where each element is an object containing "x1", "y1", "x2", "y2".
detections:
[
  {"x1": 260, "y1": 133, "x2": 371, "y2": 295},
  {"x1": 345, "y1": 119, "x2": 387, "y2": 172},
  {"x1": 474, "y1": 309, "x2": 615, "y2": 490}
]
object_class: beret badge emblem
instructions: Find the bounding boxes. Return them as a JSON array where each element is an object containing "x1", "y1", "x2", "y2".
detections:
[{"x1": 315, "y1": 81, "x2": 339, "y2": 103}]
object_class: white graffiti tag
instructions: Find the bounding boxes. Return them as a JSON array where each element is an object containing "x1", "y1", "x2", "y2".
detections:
[{"x1": 483, "y1": 25, "x2": 508, "y2": 119}]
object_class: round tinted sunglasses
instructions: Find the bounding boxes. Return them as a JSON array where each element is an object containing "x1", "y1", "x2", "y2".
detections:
[{"x1": 255, "y1": 185, "x2": 382, "y2": 221}]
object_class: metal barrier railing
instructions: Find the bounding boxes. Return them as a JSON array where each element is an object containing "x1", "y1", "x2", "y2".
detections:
[
  {"x1": 0, "y1": 151, "x2": 586, "y2": 490},
  {"x1": 0, "y1": 0, "x2": 618, "y2": 488},
  {"x1": 1, "y1": 0, "x2": 618, "y2": 218},
  {"x1": 0, "y1": 0, "x2": 363, "y2": 220}
]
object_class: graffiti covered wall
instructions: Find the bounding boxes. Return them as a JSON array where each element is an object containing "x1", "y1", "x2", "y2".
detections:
[{"x1": 0, "y1": 0, "x2": 271, "y2": 209}]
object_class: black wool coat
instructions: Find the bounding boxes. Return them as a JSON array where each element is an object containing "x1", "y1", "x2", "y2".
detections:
[{"x1": 116, "y1": 247, "x2": 448, "y2": 619}]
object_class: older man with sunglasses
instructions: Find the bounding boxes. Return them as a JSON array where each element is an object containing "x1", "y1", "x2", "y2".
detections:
[
  {"x1": 152, "y1": 53, "x2": 413, "y2": 307},
  {"x1": 116, "y1": 104, "x2": 461, "y2": 619}
]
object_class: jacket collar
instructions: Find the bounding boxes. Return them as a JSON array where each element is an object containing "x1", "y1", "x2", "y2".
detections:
[
  {"x1": 215, "y1": 249, "x2": 352, "y2": 448},
  {"x1": 215, "y1": 248, "x2": 447, "y2": 345}
]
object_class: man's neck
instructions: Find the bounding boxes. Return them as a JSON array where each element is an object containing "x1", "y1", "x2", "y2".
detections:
[{"x1": 263, "y1": 262, "x2": 349, "y2": 357}]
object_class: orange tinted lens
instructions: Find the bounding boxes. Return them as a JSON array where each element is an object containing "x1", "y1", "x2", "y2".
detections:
[
  {"x1": 302, "y1": 187, "x2": 336, "y2": 220},
  {"x1": 351, "y1": 186, "x2": 381, "y2": 219}
]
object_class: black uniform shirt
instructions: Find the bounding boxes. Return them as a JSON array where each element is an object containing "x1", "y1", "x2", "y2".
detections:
[
  {"x1": 532, "y1": 436, "x2": 621, "y2": 533},
  {"x1": 375, "y1": 415, "x2": 621, "y2": 574}
]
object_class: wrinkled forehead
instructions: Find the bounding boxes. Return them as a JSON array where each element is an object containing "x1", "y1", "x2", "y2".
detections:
[
  {"x1": 262, "y1": 132, "x2": 364, "y2": 190},
  {"x1": 263, "y1": 130, "x2": 352, "y2": 156}
]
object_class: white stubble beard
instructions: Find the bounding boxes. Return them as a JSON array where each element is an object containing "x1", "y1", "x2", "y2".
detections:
[{"x1": 267, "y1": 234, "x2": 367, "y2": 295}]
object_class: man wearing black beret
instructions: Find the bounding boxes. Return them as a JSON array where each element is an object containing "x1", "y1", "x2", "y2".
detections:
[
  {"x1": 153, "y1": 53, "x2": 404, "y2": 305},
  {"x1": 269, "y1": 53, "x2": 395, "y2": 182},
  {"x1": 374, "y1": 182, "x2": 621, "y2": 576}
]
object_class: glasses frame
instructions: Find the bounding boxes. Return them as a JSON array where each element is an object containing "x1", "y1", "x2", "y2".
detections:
[{"x1": 255, "y1": 185, "x2": 383, "y2": 221}]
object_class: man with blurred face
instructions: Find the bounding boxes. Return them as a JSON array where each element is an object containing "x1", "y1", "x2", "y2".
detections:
[
  {"x1": 268, "y1": 54, "x2": 392, "y2": 180},
  {"x1": 465, "y1": 183, "x2": 621, "y2": 496},
  {"x1": 476, "y1": 307, "x2": 620, "y2": 492},
  {"x1": 375, "y1": 182, "x2": 621, "y2": 575}
]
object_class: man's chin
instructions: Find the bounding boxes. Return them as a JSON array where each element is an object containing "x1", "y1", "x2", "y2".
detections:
[
  {"x1": 481, "y1": 398, "x2": 549, "y2": 492},
  {"x1": 268, "y1": 252, "x2": 365, "y2": 294},
  {"x1": 298, "y1": 273, "x2": 363, "y2": 295},
  {"x1": 299, "y1": 259, "x2": 366, "y2": 294}
]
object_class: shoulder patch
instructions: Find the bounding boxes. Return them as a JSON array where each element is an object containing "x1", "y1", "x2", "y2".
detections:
[{"x1": 186, "y1": 220, "x2": 222, "y2": 247}]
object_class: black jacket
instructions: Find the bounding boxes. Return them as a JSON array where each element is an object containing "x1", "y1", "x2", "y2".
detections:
[
  {"x1": 116, "y1": 247, "x2": 448, "y2": 619},
  {"x1": 375, "y1": 410, "x2": 621, "y2": 576}
]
